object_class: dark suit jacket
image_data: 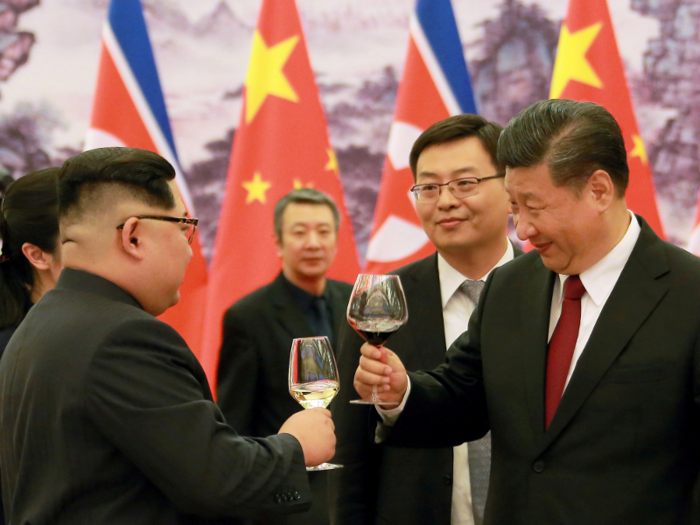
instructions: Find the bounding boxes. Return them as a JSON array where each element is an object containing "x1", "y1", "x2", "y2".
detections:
[
  {"x1": 0, "y1": 300, "x2": 31, "y2": 525},
  {"x1": 217, "y1": 272, "x2": 352, "y2": 525},
  {"x1": 384, "y1": 217, "x2": 700, "y2": 525},
  {"x1": 330, "y1": 247, "x2": 521, "y2": 525},
  {"x1": 0, "y1": 269, "x2": 311, "y2": 525}
]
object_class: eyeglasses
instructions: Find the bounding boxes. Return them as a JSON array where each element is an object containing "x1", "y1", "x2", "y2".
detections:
[
  {"x1": 117, "y1": 215, "x2": 199, "y2": 244},
  {"x1": 410, "y1": 173, "x2": 506, "y2": 203}
]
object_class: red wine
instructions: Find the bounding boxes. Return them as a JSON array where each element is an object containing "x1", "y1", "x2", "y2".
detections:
[{"x1": 348, "y1": 319, "x2": 405, "y2": 346}]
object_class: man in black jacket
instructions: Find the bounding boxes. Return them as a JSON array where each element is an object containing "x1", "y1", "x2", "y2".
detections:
[
  {"x1": 217, "y1": 189, "x2": 352, "y2": 525},
  {"x1": 355, "y1": 100, "x2": 700, "y2": 524},
  {"x1": 0, "y1": 147, "x2": 336, "y2": 525}
]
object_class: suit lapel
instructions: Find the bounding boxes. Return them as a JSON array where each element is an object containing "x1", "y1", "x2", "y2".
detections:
[
  {"x1": 270, "y1": 273, "x2": 314, "y2": 337},
  {"x1": 539, "y1": 219, "x2": 670, "y2": 451},
  {"x1": 326, "y1": 280, "x2": 351, "y2": 347},
  {"x1": 398, "y1": 255, "x2": 447, "y2": 368},
  {"x1": 519, "y1": 257, "x2": 557, "y2": 443}
]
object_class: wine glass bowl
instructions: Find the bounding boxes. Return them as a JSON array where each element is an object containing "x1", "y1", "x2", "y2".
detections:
[
  {"x1": 346, "y1": 274, "x2": 408, "y2": 405},
  {"x1": 288, "y1": 336, "x2": 342, "y2": 471}
]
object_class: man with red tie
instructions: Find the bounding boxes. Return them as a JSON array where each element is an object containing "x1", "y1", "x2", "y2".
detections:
[{"x1": 353, "y1": 99, "x2": 700, "y2": 525}]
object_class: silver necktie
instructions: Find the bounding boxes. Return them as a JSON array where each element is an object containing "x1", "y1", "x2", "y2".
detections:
[{"x1": 459, "y1": 279, "x2": 489, "y2": 524}]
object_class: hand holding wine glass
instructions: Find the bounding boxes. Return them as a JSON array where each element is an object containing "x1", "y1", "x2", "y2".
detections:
[
  {"x1": 346, "y1": 274, "x2": 408, "y2": 405},
  {"x1": 288, "y1": 336, "x2": 342, "y2": 470}
]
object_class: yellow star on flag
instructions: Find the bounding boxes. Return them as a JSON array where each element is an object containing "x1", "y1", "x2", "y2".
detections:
[
  {"x1": 550, "y1": 22, "x2": 604, "y2": 99},
  {"x1": 629, "y1": 134, "x2": 648, "y2": 165},
  {"x1": 243, "y1": 172, "x2": 272, "y2": 204},
  {"x1": 245, "y1": 31, "x2": 299, "y2": 124},
  {"x1": 293, "y1": 179, "x2": 315, "y2": 190},
  {"x1": 325, "y1": 148, "x2": 339, "y2": 174}
]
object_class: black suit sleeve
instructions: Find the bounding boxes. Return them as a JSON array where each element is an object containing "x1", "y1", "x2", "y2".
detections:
[
  {"x1": 386, "y1": 275, "x2": 492, "y2": 448},
  {"x1": 328, "y1": 321, "x2": 380, "y2": 525},
  {"x1": 216, "y1": 306, "x2": 258, "y2": 435},
  {"x1": 85, "y1": 317, "x2": 311, "y2": 520}
]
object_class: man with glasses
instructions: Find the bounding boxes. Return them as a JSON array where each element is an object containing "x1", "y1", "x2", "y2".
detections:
[
  {"x1": 0, "y1": 147, "x2": 336, "y2": 525},
  {"x1": 331, "y1": 115, "x2": 519, "y2": 525}
]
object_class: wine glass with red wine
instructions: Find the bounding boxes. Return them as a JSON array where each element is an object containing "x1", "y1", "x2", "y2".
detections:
[{"x1": 346, "y1": 274, "x2": 408, "y2": 405}]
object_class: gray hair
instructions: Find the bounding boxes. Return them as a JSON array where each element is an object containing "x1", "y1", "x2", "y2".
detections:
[{"x1": 273, "y1": 188, "x2": 340, "y2": 240}]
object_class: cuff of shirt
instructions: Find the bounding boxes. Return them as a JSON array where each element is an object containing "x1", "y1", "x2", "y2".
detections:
[{"x1": 376, "y1": 376, "x2": 411, "y2": 425}]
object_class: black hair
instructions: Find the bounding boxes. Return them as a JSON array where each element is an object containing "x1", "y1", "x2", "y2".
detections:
[
  {"x1": 58, "y1": 147, "x2": 176, "y2": 219},
  {"x1": 409, "y1": 114, "x2": 504, "y2": 180},
  {"x1": 498, "y1": 99, "x2": 629, "y2": 197},
  {"x1": 0, "y1": 167, "x2": 59, "y2": 330}
]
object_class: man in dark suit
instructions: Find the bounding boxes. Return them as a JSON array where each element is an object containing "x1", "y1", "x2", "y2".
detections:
[
  {"x1": 331, "y1": 115, "x2": 517, "y2": 525},
  {"x1": 0, "y1": 148, "x2": 336, "y2": 525},
  {"x1": 354, "y1": 99, "x2": 700, "y2": 525},
  {"x1": 217, "y1": 188, "x2": 352, "y2": 525}
]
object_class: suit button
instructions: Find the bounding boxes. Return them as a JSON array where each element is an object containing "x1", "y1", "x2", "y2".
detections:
[
  {"x1": 275, "y1": 494, "x2": 283, "y2": 504},
  {"x1": 533, "y1": 460, "x2": 545, "y2": 473},
  {"x1": 294, "y1": 491, "x2": 301, "y2": 500},
  {"x1": 286, "y1": 492, "x2": 294, "y2": 500},
  {"x1": 443, "y1": 474, "x2": 453, "y2": 485}
]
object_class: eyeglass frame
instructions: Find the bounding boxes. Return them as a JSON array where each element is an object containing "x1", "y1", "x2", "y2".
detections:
[
  {"x1": 116, "y1": 215, "x2": 199, "y2": 244},
  {"x1": 410, "y1": 173, "x2": 506, "y2": 203}
]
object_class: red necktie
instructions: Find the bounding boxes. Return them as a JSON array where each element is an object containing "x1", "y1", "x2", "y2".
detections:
[{"x1": 545, "y1": 275, "x2": 586, "y2": 429}]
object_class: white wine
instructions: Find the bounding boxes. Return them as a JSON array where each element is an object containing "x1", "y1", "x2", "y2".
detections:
[{"x1": 291, "y1": 379, "x2": 339, "y2": 409}]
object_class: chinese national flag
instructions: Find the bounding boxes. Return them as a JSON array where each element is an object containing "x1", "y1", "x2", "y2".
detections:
[
  {"x1": 198, "y1": 0, "x2": 360, "y2": 387},
  {"x1": 550, "y1": 0, "x2": 665, "y2": 238}
]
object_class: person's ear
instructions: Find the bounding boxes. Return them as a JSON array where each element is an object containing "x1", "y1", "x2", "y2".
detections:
[
  {"x1": 119, "y1": 217, "x2": 145, "y2": 261},
  {"x1": 275, "y1": 234, "x2": 283, "y2": 258},
  {"x1": 21, "y1": 243, "x2": 51, "y2": 271},
  {"x1": 587, "y1": 170, "x2": 615, "y2": 211}
]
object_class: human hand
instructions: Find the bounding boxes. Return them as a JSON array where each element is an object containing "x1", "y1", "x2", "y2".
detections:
[
  {"x1": 279, "y1": 408, "x2": 336, "y2": 467},
  {"x1": 353, "y1": 343, "x2": 408, "y2": 408}
]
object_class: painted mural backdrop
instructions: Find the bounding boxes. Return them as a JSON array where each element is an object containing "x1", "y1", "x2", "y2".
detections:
[{"x1": 0, "y1": 0, "x2": 696, "y2": 263}]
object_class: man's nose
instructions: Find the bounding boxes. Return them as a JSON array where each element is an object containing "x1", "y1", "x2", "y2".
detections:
[
  {"x1": 514, "y1": 214, "x2": 537, "y2": 241},
  {"x1": 305, "y1": 231, "x2": 321, "y2": 247},
  {"x1": 436, "y1": 185, "x2": 462, "y2": 209}
]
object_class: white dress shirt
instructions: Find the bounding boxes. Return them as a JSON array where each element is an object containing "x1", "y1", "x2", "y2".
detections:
[
  {"x1": 379, "y1": 242, "x2": 513, "y2": 524},
  {"x1": 549, "y1": 211, "x2": 640, "y2": 390},
  {"x1": 438, "y1": 244, "x2": 514, "y2": 525}
]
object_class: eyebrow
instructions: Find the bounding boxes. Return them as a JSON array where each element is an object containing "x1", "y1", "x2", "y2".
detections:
[{"x1": 417, "y1": 167, "x2": 478, "y2": 180}]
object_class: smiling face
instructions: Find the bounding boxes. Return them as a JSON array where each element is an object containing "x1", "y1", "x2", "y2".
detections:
[
  {"x1": 276, "y1": 202, "x2": 338, "y2": 289},
  {"x1": 506, "y1": 163, "x2": 608, "y2": 275},
  {"x1": 414, "y1": 136, "x2": 511, "y2": 257}
]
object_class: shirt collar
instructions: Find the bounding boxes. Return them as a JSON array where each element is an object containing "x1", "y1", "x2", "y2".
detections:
[
  {"x1": 437, "y1": 241, "x2": 515, "y2": 308},
  {"x1": 556, "y1": 211, "x2": 641, "y2": 306},
  {"x1": 281, "y1": 272, "x2": 326, "y2": 306}
]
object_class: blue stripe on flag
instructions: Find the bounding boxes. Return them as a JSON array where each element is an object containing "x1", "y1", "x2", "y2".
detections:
[
  {"x1": 108, "y1": 0, "x2": 179, "y2": 160},
  {"x1": 416, "y1": 0, "x2": 477, "y2": 114}
]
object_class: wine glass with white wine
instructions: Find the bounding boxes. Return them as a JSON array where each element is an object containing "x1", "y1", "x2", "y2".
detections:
[
  {"x1": 346, "y1": 274, "x2": 408, "y2": 405},
  {"x1": 288, "y1": 336, "x2": 343, "y2": 471}
]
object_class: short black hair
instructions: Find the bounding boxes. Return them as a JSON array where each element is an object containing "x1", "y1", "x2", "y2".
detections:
[
  {"x1": 0, "y1": 167, "x2": 59, "y2": 329},
  {"x1": 58, "y1": 147, "x2": 176, "y2": 219},
  {"x1": 274, "y1": 188, "x2": 340, "y2": 240},
  {"x1": 409, "y1": 114, "x2": 504, "y2": 180},
  {"x1": 498, "y1": 99, "x2": 629, "y2": 197}
]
